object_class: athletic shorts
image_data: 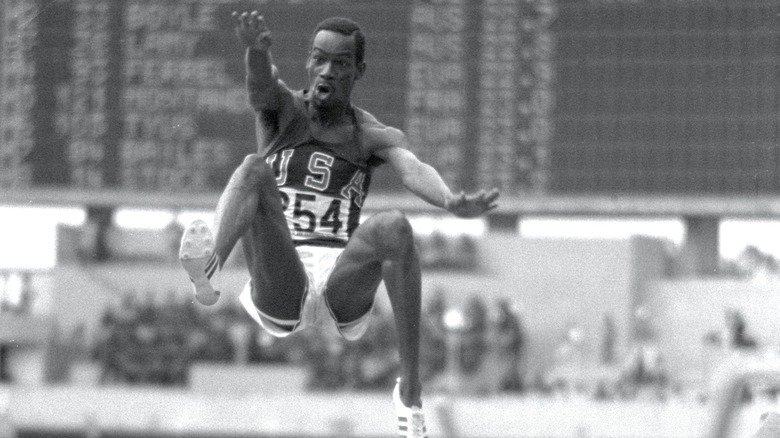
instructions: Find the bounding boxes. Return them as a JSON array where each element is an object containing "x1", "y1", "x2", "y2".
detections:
[{"x1": 239, "y1": 245, "x2": 374, "y2": 341}]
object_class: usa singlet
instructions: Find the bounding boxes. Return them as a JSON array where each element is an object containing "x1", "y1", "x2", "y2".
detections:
[{"x1": 262, "y1": 91, "x2": 383, "y2": 248}]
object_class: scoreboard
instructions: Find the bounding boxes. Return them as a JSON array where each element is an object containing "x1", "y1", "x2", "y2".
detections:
[
  {"x1": 0, "y1": 0, "x2": 413, "y2": 195},
  {"x1": 551, "y1": 0, "x2": 780, "y2": 194},
  {"x1": 0, "y1": 0, "x2": 555, "y2": 201},
  {"x1": 1, "y1": 0, "x2": 779, "y2": 207}
]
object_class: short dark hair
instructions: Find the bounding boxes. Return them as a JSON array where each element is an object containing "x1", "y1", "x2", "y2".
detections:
[{"x1": 312, "y1": 17, "x2": 365, "y2": 65}]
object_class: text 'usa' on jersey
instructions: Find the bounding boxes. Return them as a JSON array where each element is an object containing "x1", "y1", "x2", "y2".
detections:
[{"x1": 265, "y1": 143, "x2": 374, "y2": 247}]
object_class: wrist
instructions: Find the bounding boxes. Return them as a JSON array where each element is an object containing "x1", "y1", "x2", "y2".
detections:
[{"x1": 247, "y1": 44, "x2": 270, "y2": 54}]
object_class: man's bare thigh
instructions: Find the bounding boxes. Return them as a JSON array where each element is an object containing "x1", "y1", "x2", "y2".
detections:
[
  {"x1": 325, "y1": 229, "x2": 385, "y2": 322},
  {"x1": 242, "y1": 211, "x2": 308, "y2": 319}
]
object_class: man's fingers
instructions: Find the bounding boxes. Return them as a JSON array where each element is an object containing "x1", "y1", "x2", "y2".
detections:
[
  {"x1": 233, "y1": 10, "x2": 272, "y2": 48},
  {"x1": 448, "y1": 189, "x2": 500, "y2": 217},
  {"x1": 465, "y1": 190, "x2": 494, "y2": 204},
  {"x1": 232, "y1": 11, "x2": 249, "y2": 27},
  {"x1": 474, "y1": 189, "x2": 499, "y2": 205},
  {"x1": 233, "y1": 11, "x2": 247, "y2": 29},
  {"x1": 250, "y1": 11, "x2": 264, "y2": 29},
  {"x1": 484, "y1": 188, "x2": 500, "y2": 213},
  {"x1": 484, "y1": 188, "x2": 500, "y2": 204},
  {"x1": 456, "y1": 188, "x2": 499, "y2": 215}
]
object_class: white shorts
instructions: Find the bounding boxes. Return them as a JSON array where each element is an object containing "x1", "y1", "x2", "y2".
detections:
[{"x1": 239, "y1": 245, "x2": 374, "y2": 341}]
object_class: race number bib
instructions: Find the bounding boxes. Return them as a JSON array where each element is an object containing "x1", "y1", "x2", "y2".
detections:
[{"x1": 279, "y1": 187, "x2": 360, "y2": 245}]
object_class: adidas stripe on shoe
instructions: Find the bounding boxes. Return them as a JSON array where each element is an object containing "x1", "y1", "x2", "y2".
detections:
[
  {"x1": 393, "y1": 378, "x2": 427, "y2": 438},
  {"x1": 179, "y1": 220, "x2": 221, "y2": 306}
]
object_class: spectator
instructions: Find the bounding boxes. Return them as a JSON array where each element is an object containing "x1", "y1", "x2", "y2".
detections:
[
  {"x1": 493, "y1": 299, "x2": 525, "y2": 392},
  {"x1": 618, "y1": 306, "x2": 667, "y2": 399},
  {"x1": 456, "y1": 298, "x2": 526, "y2": 395},
  {"x1": 0, "y1": 345, "x2": 10, "y2": 382},
  {"x1": 599, "y1": 313, "x2": 617, "y2": 366},
  {"x1": 724, "y1": 309, "x2": 758, "y2": 350},
  {"x1": 460, "y1": 295, "x2": 488, "y2": 374},
  {"x1": 548, "y1": 322, "x2": 588, "y2": 394},
  {"x1": 704, "y1": 308, "x2": 758, "y2": 352},
  {"x1": 419, "y1": 291, "x2": 448, "y2": 385}
]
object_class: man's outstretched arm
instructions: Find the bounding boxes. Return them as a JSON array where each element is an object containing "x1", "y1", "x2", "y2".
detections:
[
  {"x1": 232, "y1": 10, "x2": 281, "y2": 111},
  {"x1": 375, "y1": 129, "x2": 499, "y2": 218}
]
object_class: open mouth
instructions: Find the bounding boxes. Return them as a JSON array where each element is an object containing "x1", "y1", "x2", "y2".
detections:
[{"x1": 314, "y1": 83, "x2": 333, "y2": 98}]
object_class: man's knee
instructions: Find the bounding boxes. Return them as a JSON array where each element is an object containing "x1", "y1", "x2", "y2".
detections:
[
  {"x1": 235, "y1": 154, "x2": 276, "y2": 189},
  {"x1": 372, "y1": 210, "x2": 415, "y2": 256}
]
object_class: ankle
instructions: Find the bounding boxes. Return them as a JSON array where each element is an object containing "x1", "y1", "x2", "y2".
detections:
[{"x1": 397, "y1": 377, "x2": 423, "y2": 408}]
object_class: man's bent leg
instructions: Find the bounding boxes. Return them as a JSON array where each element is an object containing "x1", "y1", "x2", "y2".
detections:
[
  {"x1": 212, "y1": 154, "x2": 268, "y2": 266},
  {"x1": 326, "y1": 211, "x2": 423, "y2": 408},
  {"x1": 233, "y1": 155, "x2": 308, "y2": 321},
  {"x1": 182, "y1": 154, "x2": 307, "y2": 319},
  {"x1": 181, "y1": 154, "x2": 270, "y2": 305}
]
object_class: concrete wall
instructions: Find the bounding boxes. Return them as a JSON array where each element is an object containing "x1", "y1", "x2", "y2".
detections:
[
  {"x1": 479, "y1": 235, "x2": 634, "y2": 374},
  {"x1": 645, "y1": 277, "x2": 780, "y2": 387}
]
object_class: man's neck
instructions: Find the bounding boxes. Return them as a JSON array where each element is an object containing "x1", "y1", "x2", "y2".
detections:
[{"x1": 308, "y1": 101, "x2": 352, "y2": 128}]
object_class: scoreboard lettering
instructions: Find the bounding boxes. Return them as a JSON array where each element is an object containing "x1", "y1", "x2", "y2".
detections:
[
  {"x1": 1, "y1": 0, "x2": 554, "y2": 197},
  {"x1": 1, "y1": 0, "x2": 416, "y2": 194},
  {"x1": 4, "y1": 0, "x2": 776, "y2": 200}
]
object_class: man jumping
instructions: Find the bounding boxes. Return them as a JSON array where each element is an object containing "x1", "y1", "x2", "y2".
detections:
[{"x1": 180, "y1": 11, "x2": 499, "y2": 438}]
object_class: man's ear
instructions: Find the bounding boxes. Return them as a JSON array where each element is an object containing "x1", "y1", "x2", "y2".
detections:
[{"x1": 355, "y1": 61, "x2": 366, "y2": 80}]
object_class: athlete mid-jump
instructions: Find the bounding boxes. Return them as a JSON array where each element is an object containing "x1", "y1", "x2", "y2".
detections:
[{"x1": 180, "y1": 11, "x2": 498, "y2": 438}]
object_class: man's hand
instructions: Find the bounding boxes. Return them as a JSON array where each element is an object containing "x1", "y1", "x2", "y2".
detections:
[
  {"x1": 445, "y1": 188, "x2": 500, "y2": 218},
  {"x1": 232, "y1": 10, "x2": 272, "y2": 51}
]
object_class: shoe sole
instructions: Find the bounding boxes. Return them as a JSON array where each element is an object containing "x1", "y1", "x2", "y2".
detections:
[{"x1": 180, "y1": 220, "x2": 220, "y2": 305}]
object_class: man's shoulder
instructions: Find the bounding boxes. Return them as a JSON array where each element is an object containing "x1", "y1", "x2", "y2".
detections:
[
  {"x1": 354, "y1": 106, "x2": 405, "y2": 144},
  {"x1": 353, "y1": 105, "x2": 381, "y2": 126}
]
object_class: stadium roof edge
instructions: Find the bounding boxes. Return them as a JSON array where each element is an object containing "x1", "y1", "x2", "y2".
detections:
[{"x1": 2, "y1": 188, "x2": 780, "y2": 218}]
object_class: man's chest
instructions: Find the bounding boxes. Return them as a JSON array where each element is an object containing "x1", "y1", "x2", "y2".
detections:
[{"x1": 265, "y1": 143, "x2": 369, "y2": 197}]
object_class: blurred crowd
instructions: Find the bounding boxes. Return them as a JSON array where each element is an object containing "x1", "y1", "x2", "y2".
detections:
[
  {"x1": 78, "y1": 289, "x2": 525, "y2": 393},
  {"x1": 36, "y1": 288, "x2": 526, "y2": 394},
  {"x1": 55, "y1": 289, "x2": 685, "y2": 399},
  {"x1": 88, "y1": 290, "x2": 283, "y2": 385}
]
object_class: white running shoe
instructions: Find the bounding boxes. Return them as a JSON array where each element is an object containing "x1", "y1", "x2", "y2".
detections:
[
  {"x1": 179, "y1": 220, "x2": 221, "y2": 305},
  {"x1": 393, "y1": 378, "x2": 427, "y2": 438}
]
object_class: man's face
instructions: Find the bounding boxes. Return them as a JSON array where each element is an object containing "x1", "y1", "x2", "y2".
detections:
[{"x1": 306, "y1": 30, "x2": 365, "y2": 109}]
